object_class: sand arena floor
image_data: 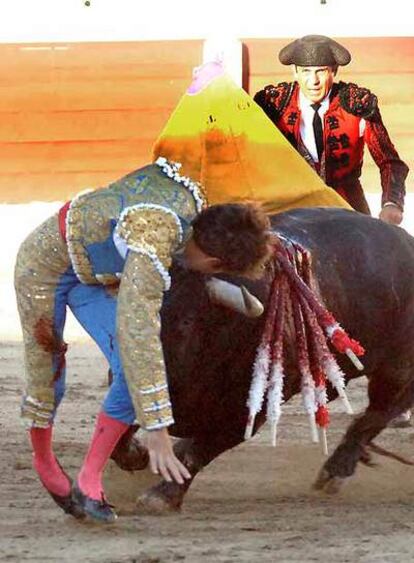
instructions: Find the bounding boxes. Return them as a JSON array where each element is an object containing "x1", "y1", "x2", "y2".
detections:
[{"x1": 2, "y1": 342, "x2": 414, "y2": 562}]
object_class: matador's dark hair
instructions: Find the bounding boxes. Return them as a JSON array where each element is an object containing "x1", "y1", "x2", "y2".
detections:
[{"x1": 191, "y1": 203, "x2": 273, "y2": 277}]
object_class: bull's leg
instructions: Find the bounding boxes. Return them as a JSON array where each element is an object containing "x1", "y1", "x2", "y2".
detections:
[
  {"x1": 137, "y1": 431, "x2": 244, "y2": 514},
  {"x1": 110, "y1": 424, "x2": 149, "y2": 471},
  {"x1": 107, "y1": 369, "x2": 150, "y2": 472},
  {"x1": 314, "y1": 367, "x2": 414, "y2": 494}
]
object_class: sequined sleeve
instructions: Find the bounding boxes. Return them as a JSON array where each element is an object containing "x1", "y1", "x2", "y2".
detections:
[{"x1": 115, "y1": 204, "x2": 183, "y2": 430}]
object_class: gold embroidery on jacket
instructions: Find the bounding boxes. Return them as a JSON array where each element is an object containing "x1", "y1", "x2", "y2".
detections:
[
  {"x1": 116, "y1": 204, "x2": 182, "y2": 290},
  {"x1": 117, "y1": 251, "x2": 175, "y2": 429},
  {"x1": 15, "y1": 214, "x2": 71, "y2": 427}
]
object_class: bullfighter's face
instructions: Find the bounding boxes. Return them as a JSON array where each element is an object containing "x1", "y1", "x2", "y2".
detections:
[{"x1": 294, "y1": 65, "x2": 336, "y2": 103}]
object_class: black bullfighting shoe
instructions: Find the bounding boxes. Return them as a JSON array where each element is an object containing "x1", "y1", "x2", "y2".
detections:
[
  {"x1": 72, "y1": 482, "x2": 117, "y2": 523},
  {"x1": 47, "y1": 487, "x2": 86, "y2": 520},
  {"x1": 39, "y1": 463, "x2": 86, "y2": 520}
]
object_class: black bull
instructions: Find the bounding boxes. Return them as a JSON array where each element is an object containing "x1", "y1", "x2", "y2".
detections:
[{"x1": 117, "y1": 208, "x2": 414, "y2": 510}]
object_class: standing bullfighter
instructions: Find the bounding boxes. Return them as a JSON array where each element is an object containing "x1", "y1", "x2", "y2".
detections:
[
  {"x1": 15, "y1": 158, "x2": 272, "y2": 523},
  {"x1": 254, "y1": 34, "x2": 409, "y2": 224}
]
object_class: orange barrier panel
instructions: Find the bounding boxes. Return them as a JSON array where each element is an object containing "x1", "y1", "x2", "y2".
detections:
[
  {"x1": 0, "y1": 40, "x2": 202, "y2": 202},
  {"x1": 0, "y1": 37, "x2": 412, "y2": 203}
]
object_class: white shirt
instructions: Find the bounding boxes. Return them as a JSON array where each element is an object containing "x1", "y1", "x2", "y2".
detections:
[
  {"x1": 298, "y1": 90, "x2": 366, "y2": 163},
  {"x1": 298, "y1": 90, "x2": 330, "y2": 163}
]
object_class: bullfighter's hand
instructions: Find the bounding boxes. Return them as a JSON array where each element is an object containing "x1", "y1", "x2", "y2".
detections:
[
  {"x1": 145, "y1": 427, "x2": 191, "y2": 484},
  {"x1": 379, "y1": 204, "x2": 403, "y2": 225}
]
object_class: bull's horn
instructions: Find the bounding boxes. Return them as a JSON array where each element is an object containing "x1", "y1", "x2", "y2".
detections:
[
  {"x1": 206, "y1": 278, "x2": 264, "y2": 318},
  {"x1": 241, "y1": 286, "x2": 264, "y2": 318}
]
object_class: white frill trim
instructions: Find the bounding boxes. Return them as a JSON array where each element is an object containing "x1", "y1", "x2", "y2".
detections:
[
  {"x1": 323, "y1": 356, "x2": 346, "y2": 392},
  {"x1": 301, "y1": 373, "x2": 319, "y2": 443},
  {"x1": 247, "y1": 343, "x2": 271, "y2": 416},
  {"x1": 325, "y1": 322, "x2": 341, "y2": 338},
  {"x1": 116, "y1": 203, "x2": 184, "y2": 291},
  {"x1": 301, "y1": 376, "x2": 317, "y2": 416},
  {"x1": 315, "y1": 385, "x2": 328, "y2": 407},
  {"x1": 323, "y1": 356, "x2": 353, "y2": 414},
  {"x1": 244, "y1": 343, "x2": 270, "y2": 440},
  {"x1": 266, "y1": 361, "x2": 285, "y2": 447},
  {"x1": 127, "y1": 244, "x2": 172, "y2": 291},
  {"x1": 155, "y1": 156, "x2": 207, "y2": 212}
]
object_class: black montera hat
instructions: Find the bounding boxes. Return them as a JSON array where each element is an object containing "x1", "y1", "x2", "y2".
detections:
[{"x1": 279, "y1": 35, "x2": 351, "y2": 67}]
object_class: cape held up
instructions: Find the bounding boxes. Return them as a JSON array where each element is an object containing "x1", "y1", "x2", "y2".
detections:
[{"x1": 152, "y1": 61, "x2": 350, "y2": 213}]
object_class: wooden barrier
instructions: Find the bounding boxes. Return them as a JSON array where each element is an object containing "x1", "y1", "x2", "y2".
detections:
[
  {"x1": 0, "y1": 37, "x2": 412, "y2": 202},
  {"x1": 0, "y1": 40, "x2": 202, "y2": 202}
]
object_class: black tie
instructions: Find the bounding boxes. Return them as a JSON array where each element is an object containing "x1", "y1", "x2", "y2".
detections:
[{"x1": 311, "y1": 102, "x2": 324, "y2": 162}]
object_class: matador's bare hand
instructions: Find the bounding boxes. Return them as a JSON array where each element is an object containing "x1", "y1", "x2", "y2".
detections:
[
  {"x1": 379, "y1": 204, "x2": 403, "y2": 225},
  {"x1": 144, "y1": 427, "x2": 191, "y2": 484}
]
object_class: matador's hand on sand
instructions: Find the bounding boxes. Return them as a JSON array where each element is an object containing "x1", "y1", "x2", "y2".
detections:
[{"x1": 145, "y1": 427, "x2": 191, "y2": 484}]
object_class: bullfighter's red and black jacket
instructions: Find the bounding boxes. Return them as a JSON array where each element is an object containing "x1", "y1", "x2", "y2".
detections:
[{"x1": 254, "y1": 81, "x2": 409, "y2": 214}]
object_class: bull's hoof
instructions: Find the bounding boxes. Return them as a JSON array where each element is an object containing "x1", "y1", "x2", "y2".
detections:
[
  {"x1": 136, "y1": 489, "x2": 182, "y2": 515},
  {"x1": 389, "y1": 410, "x2": 412, "y2": 428},
  {"x1": 312, "y1": 468, "x2": 348, "y2": 495},
  {"x1": 359, "y1": 447, "x2": 377, "y2": 467},
  {"x1": 312, "y1": 468, "x2": 330, "y2": 490},
  {"x1": 323, "y1": 476, "x2": 348, "y2": 495}
]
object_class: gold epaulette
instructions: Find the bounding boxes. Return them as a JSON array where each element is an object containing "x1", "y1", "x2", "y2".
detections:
[{"x1": 115, "y1": 203, "x2": 183, "y2": 290}]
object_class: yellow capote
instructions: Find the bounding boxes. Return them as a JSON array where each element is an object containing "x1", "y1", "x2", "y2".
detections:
[{"x1": 153, "y1": 62, "x2": 350, "y2": 213}]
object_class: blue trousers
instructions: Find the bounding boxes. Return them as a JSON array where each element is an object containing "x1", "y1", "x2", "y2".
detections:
[{"x1": 55, "y1": 267, "x2": 136, "y2": 424}]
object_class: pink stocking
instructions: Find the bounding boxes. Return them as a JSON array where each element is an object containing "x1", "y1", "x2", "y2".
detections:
[
  {"x1": 30, "y1": 426, "x2": 71, "y2": 497},
  {"x1": 77, "y1": 411, "x2": 128, "y2": 500}
]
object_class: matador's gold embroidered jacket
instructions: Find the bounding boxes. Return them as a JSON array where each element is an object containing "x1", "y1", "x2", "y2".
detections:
[{"x1": 64, "y1": 160, "x2": 206, "y2": 429}]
